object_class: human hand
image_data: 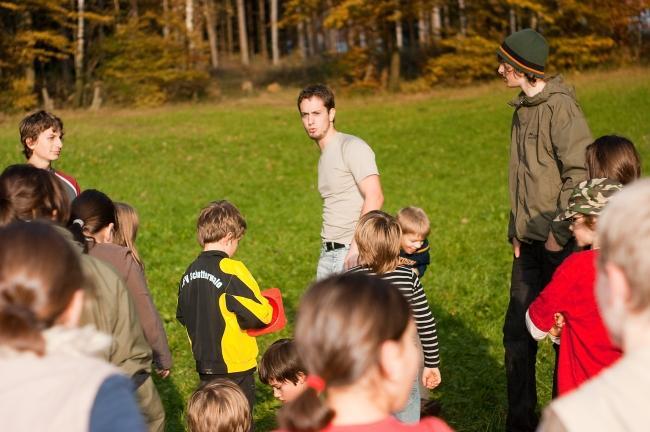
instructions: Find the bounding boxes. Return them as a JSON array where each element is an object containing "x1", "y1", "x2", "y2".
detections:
[
  {"x1": 156, "y1": 369, "x2": 171, "y2": 379},
  {"x1": 545, "y1": 233, "x2": 562, "y2": 252},
  {"x1": 549, "y1": 313, "x2": 565, "y2": 337},
  {"x1": 343, "y1": 242, "x2": 359, "y2": 270},
  {"x1": 512, "y1": 238, "x2": 521, "y2": 258},
  {"x1": 422, "y1": 367, "x2": 441, "y2": 390}
]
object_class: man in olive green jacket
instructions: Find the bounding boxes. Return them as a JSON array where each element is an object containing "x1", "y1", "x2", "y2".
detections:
[{"x1": 496, "y1": 29, "x2": 592, "y2": 432}]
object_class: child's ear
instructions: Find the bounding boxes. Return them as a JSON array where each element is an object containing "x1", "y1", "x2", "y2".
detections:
[
  {"x1": 378, "y1": 339, "x2": 401, "y2": 382},
  {"x1": 25, "y1": 137, "x2": 36, "y2": 150},
  {"x1": 296, "y1": 372, "x2": 306, "y2": 384}
]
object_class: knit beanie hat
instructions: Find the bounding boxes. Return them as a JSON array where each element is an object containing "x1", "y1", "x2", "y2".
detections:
[{"x1": 497, "y1": 29, "x2": 548, "y2": 78}]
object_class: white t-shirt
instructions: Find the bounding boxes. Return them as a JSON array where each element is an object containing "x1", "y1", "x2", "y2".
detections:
[{"x1": 318, "y1": 132, "x2": 379, "y2": 244}]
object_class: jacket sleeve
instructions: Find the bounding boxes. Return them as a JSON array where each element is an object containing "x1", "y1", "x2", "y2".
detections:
[
  {"x1": 549, "y1": 96, "x2": 591, "y2": 246},
  {"x1": 410, "y1": 272, "x2": 440, "y2": 368},
  {"x1": 220, "y1": 259, "x2": 273, "y2": 330},
  {"x1": 122, "y1": 252, "x2": 173, "y2": 370}
]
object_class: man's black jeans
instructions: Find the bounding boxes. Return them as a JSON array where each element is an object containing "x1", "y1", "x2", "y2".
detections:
[{"x1": 503, "y1": 239, "x2": 574, "y2": 432}]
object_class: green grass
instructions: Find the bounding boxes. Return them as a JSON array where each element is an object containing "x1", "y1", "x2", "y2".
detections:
[{"x1": 1, "y1": 67, "x2": 649, "y2": 431}]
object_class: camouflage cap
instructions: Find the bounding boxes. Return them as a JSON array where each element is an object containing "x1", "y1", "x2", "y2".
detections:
[{"x1": 556, "y1": 178, "x2": 624, "y2": 221}]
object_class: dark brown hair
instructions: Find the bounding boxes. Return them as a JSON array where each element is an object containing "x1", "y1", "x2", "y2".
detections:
[
  {"x1": 186, "y1": 378, "x2": 251, "y2": 432},
  {"x1": 19, "y1": 110, "x2": 64, "y2": 159},
  {"x1": 259, "y1": 338, "x2": 306, "y2": 385},
  {"x1": 0, "y1": 164, "x2": 70, "y2": 227},
  {"x1": 277, "y1": 273, "x2": 411, "y2": 431},
  {"x1": 297, "y1": 84, "x2": 335, "y2": 112},
  {"x1": 0, "y1": 221, "x2": 85, "y2": 355},
  {"x1": 586, "y1": 135, "x2": 641, "y2": 185},
  {"x1": 196, "y1": 200, "x2": 246, "y2": 247},
  {"x1": 354, "y1": 210, "x2": 402, "y2": 274},
  {"x1": 70, "y1": 189, "x2": 117, "y2": 245}
]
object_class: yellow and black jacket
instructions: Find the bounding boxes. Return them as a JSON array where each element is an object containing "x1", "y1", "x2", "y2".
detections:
[{"x1": 176, "y1": 250, "x2": 272, "y2": 374}]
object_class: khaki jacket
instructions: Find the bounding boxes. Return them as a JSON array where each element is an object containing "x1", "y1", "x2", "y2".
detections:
[{"x1": 508, "y1": 76, "x2": 592, "y2": 246}]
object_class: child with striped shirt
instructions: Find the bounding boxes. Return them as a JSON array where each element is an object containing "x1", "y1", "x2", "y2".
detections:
[{"x1": 347, "y1": 210, "x2": 441, "y2": 423}]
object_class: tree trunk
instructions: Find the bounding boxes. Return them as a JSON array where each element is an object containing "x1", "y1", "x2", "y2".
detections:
[
  {"x1": 258, "y1": 0, "x2": 268, "y2": 59},
  {"x1": 418, "y1": 7, "x2": 427, "y2": 46},
  {"x1": 389, "y1": 49, "x2": 400, "y2": 91},
  {"x1": 306, "y1": 19, "x2": 315, "y2": 56},
  {"x1": 509, "y1": 7, "x2": 517, "y2": 34},
  {"x1": 270, "y1": 0, "x2": 279, "y2": 65},
  {"x1": 162, "y1": 0, "x2": 170, "y2": 38},
  {"x1": 530, "y1": 13, "x2": 538, "y2": 30},
  {"x1": 297, "y1": 20, "x2": 307, "y2": 59},
  {"x1": 395, "y1": 19, "x2": 403, "y2": 50},
  {"x1": 74, "y1": 0, "x2": 85, "y2": 107},
  {"x1": 237, "y1": 0, "x2": 249, "y2": 66},
  {"x1": 22, "y1": 11, "x2": 35, "y2": 94},
  {"x1": 186, "y1": 0, "x2": 195, "y2": 51},
  {"x1": 442, "y1": 4, "x2": 450, "y2": 34},
  {"x1": 458, "y1": 0, "x2": 466, "y2": 36},
  {"x1": 129, "y1": 0, "x2": 138, "y2": 18},
  {"x1": 226, "y1": 0, "x2": 234, "y2": 56},
  {"x1": 431, "y1": 6, "x2": 441, "y2": 41},
  {"x1": 204, "y1": 0, "x2": 219, "y2": 69}
]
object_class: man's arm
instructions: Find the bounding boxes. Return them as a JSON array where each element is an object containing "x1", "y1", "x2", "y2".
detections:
[
  {"x1": 358, "y1": 174, "x2": 384, "y2": 214},
  {"x1": 548, "y1": 98, "x2": 592, "y2": 248},
  {"x1": 344, "y1": 174, "x2": 384, "y2": 269}
]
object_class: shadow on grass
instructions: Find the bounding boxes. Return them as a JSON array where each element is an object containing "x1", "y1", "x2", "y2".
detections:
[
  {"x1": 432, "y1": 308, "x2": 507, "y2": 431},
  {"x1": 154, "y1": 374, "x2": 186, "y2": 432}
]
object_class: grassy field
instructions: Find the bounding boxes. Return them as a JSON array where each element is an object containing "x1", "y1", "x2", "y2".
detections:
[{"x1": 1, "y1": 67, "x2": 649, "y2": 431}]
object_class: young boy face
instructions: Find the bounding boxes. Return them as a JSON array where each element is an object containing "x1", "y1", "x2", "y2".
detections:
[
  {"x1": 569, "y1": 215, "x2": 596, "y2": 248},
  {"x1": 27, "y1": 127, "x2": 63, "y2": 166},
  {"x1": 268, "y1": 376, "x2": 306, "y2": 403},
  {"x1": 401, "y1": 233, "x2": 425, "y2": 255}
]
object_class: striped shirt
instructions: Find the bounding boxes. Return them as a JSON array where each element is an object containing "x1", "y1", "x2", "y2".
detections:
[{"x1": 348, "y1": 265, "x2": 440, "y2": 368}]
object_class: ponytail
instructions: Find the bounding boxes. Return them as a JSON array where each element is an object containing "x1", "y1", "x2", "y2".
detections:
[
  {"x1": 0, "y1": 286, "x2": 46, "y2": 355},
  {"x1": 278, "y1": 273, "x2": 411, "y2": 431},
  {"x1": 0, "y1": 221, "x2": 85, "y2": 355},
  {"x1": 278, "y1": 387, "x2": 334, "y2": 432}
]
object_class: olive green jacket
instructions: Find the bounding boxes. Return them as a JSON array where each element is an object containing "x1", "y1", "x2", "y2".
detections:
[
  {"x1": 508, "y1": 76, "x2": 592, "y2": 246},
  {"x1": 53, "y1": 226, "x2": 152, "y2": 376}
]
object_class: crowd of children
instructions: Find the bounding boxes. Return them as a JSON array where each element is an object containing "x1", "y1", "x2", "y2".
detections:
[{"x1": 0, "y1": 30, "x2": 648, "y2": 432}]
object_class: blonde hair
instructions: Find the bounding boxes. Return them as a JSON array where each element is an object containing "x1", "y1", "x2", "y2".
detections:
[
  {"x1": 113, "y1": 202, "x2": 143, "y2": 269},
  {"x1": 598, "y1": 179, "x2": 650, "y2": 312},
  {"x1": 354, "y1": 210, "x2": 401, "y2": 274},
  {"x1": 196, "y1": 200, "x2": 246, "y2": 247},
  {"x1": 186, "y1": 379, "x2": 251, "y2": 432},
  {"x1": 396, "y1": 206, "x2": 430, "y2": 237}
]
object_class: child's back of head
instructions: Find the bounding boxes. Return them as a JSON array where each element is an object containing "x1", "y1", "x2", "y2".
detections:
[
  {"x1": 259, "y1": 338, "x2": 307, "y2": 403},
  {"x1": 186, "y1": 378, "x2": 251, "y2": 432},
  {"x1": 586, "y1": 135, "x2": 641, "y2": 185},
  {"x1": 354, "y1": 210, "x2": 401, "y2": 274},
  {"x1": 196, "y1": 200, "x2": 247, "y2": 248},
  {"x1": 278, "y1": 273, "x2": 418, "y2": 431}
]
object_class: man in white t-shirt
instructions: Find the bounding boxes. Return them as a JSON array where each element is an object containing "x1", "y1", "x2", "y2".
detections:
[
  {"x1": 297, "y1": 84, "x2": 384, "y2": 280},
  {"x1": 538, "y1": 179, "x2": 650, "y2": 432}
]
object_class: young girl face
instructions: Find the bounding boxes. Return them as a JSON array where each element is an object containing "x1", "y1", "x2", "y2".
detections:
[{"x1": 569, "y1": 214, "x2": 597, "y2": 247}]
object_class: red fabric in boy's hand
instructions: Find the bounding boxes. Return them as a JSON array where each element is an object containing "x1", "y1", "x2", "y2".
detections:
[{"x1": 247, "y1": 288, "x2": 286, "y2": 336}]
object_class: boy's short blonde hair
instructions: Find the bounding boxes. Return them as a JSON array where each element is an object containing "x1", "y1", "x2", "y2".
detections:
[
  {"x1": 598, "y1": 179, "x2": 650, "y2": 312},
  {"x1": 186, "y1": 379, "x2": 251, "y2": 432},
  {"x1": 397, "y1": 206, "x2": 430, "y2": 237},
  {"x1": 197, "y1": 200, "x2": 246, "y2": 247},
  {"x1": 354, "y1": 210, "x2": 401, "y2": 274}
]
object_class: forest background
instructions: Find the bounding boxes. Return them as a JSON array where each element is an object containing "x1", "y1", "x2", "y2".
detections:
[{"x1": 0, "y1": 0, "x2": 648, "y2": 111}]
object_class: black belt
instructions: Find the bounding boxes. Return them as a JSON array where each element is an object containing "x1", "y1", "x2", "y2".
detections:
[{"x1": 324, "y1": 242, "x2": 346, "y2": 251}]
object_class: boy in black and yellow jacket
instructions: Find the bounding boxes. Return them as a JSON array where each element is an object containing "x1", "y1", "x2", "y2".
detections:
[{"x1": 177, "y1": 200, "x2": 272, "y2": 411}]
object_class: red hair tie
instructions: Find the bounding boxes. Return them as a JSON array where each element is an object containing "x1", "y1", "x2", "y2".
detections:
[{"x1": 305, "y1": 374, "x2": 326, "y2": 393}]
